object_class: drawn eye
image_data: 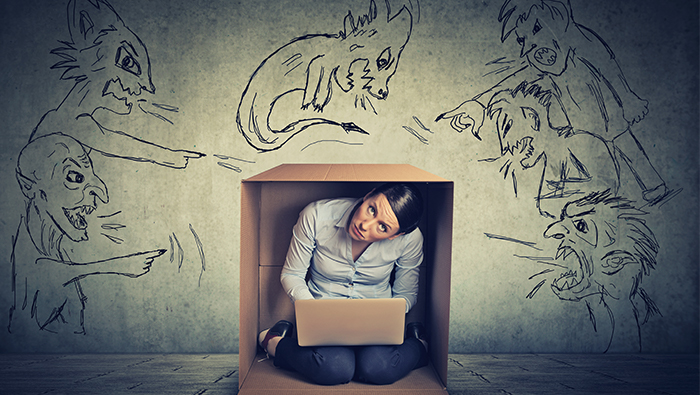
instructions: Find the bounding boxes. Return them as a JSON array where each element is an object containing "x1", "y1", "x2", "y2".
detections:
[
  {"x1": 116, "y1": 46, "x2": 142, "y2": 76},
  {"x1": 66, "y1": 170, "x2": 85, "y2": 184},
  {"x1": 533, "y1": 20, "x2": 542, "y2": 35},
  {"x1": 516, "y1": 36, "x2": 525, "y2": 46},
  {"x1": 376, "y1": 48, "x2": 392, "y2": 70},
  {"x1": 573, "y1": 219, "x2": 588, "y2": 233}
]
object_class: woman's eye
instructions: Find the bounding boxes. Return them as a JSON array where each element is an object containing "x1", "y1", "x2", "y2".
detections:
[
  {"x1": 368, "y1": 206, "x2": 375, "y2": 215},
  {"x1": 379, "y1": 224, "x2": 387, "y2": 233}
]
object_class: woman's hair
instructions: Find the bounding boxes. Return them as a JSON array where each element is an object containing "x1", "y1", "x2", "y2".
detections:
[{"x1": 367, "y1": 183, "x2": 424, "y2": 234}]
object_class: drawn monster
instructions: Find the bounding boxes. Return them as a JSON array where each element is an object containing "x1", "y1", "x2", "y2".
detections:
[
  {"x1": 10, "y1": 133, "x2": 165, "y2": 335},
  {"x1": 237, "y1": 0, "x2": 415, "y2": 152},
  {"x1": 31, "y1": 0, "x2": 202, "y2": 168},
  {"x1": 544, "y1": 190, "x2": 660, "y2": 352},
  {"x1": 437, "y1": 0, "x2": 670, "y2": 204},
  {"x1": 486, "y1": 81, "x2": 619, "y2": 218}
]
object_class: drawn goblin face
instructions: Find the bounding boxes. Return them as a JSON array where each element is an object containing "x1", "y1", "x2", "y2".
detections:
[
  {"x1": 18, "y1": 134, "x2": 109, "y2": 243},
  {"x1": 488, "y1": 87, "x2": 555, "y2": 169},
  {"x1": 514, "y1": 7, "x2": 570, "y2": 76},
  {"x1": 543, "y1": 192, "x2": 655, "y2": 303}
]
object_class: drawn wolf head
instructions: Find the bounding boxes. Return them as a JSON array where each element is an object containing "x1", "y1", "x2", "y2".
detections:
[
  {"x1": 338, "y1": 0, "x2": 414, "y2": 101},
  {"x1": 51, "y1": 0, "x2": 155, "y2": 113}
]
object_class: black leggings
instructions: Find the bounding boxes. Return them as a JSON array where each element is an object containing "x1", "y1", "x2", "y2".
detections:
[{"x1": 273, "y1": 337, "x2": 428, "y2": 385}]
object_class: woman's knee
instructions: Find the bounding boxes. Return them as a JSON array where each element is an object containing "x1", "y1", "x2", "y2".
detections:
[
  {"x1": 309, "y1": 347, "x2": 355, "y2": 385},
  {"x1": 355, "y1": 346, "x2": 404, "y2": 385}
]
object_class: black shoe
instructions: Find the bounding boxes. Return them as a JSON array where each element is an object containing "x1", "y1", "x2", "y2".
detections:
[
  {"x1": 405, "y1": 322, "x2": 426, "y2": 341},
  {"x1": 405, "y1": 322, "x2": 429, "y2": 368},
  {"x1": 259, "y1": 320, "x2": 294, "y2": 354}
]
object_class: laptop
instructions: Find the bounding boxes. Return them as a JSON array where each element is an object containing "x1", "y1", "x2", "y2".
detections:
[{"x1": 294, "y1": 298, "x2": 406, "y2": 347}]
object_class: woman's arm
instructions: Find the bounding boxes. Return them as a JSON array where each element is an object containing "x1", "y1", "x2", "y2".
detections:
[
  {"x1": 392, "y1": 230, "x2": 424, "y2": 313},
  {"x1": 280, "y1": 203, "x2": 318, "y2": 302}
]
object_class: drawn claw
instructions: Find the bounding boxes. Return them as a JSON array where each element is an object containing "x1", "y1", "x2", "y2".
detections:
[
  {"x1": 436, "y1": 101, "x2": 485, "y2": 139},
  {"x1": 182, "y1": 150, "x2": 206, "y2": 159},
  {"x1": 341, "y1": 122, "x2": 369, "y2": 135}
]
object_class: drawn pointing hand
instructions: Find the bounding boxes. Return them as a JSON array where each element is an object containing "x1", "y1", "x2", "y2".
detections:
[
  {"x1": 120, "y1": 249, "x2": 167, "y2": 278},
  {"x1": 159, "y1": 150, "x2": 206, "y2": 169},
  {"x1": 435, "y1": 100, "x2": 486, "y2": 139}
]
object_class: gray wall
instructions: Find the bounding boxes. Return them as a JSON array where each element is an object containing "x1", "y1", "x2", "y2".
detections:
[{"x1": 0, "y1": 0, "x2": 697, "y2": 353}]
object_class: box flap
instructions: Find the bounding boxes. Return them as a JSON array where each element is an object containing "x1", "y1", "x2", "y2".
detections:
[{"x1": 243, "y1": 164, "x2": 450, "y2": 183}]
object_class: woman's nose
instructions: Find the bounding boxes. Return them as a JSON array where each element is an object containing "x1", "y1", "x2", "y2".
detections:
[{"x1": 360, "y1": 219, "x2": 376, "y2": 231}]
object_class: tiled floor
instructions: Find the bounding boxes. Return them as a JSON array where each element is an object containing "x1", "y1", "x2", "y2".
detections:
[{"x1": 0, "y1": 353, "x2": 697, "y2": 394}]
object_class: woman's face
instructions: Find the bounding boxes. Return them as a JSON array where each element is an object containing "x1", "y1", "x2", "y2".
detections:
[{"x1": 348, "y1": 192, "x2": 402, "y2": 243}]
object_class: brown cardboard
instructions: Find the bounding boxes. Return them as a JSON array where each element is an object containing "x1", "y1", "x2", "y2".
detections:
[{"x1": 239, "y1": 164, "x2": 453, "y2": 393}]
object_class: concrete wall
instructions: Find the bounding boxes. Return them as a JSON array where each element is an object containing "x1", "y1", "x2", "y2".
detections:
[{"x1": 0, "y1": 0, "x2": 697, "y2": 353}]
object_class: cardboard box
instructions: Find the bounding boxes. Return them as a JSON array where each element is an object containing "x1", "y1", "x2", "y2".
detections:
[{"x1": 239, "y1": 164, "x2": 453, "y2": 394}]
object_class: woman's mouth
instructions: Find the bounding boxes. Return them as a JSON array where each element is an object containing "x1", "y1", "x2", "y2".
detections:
[{"x1": 353, "y1": 224, "x2": 364, "y2": 239}]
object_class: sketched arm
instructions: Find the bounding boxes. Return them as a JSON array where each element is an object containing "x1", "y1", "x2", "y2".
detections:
[
  {"x1": 80, "y1": 115, "x2": 203, "y2": 169},
  {"x1": 436, "y1": 64, "x2": 532, "y2": 138},
  {"x1": 303, "y1": 55, "x2": 335, "y2": 111},
  {"x1": 577, "y1": 25, "x2": 649, "y2": 125},
  {"x1": 35, "y1": 249, "x2": 166, "y2": 287},
  {"x1": 31, "y1": 84, "x2": 204, "y2": 169}
]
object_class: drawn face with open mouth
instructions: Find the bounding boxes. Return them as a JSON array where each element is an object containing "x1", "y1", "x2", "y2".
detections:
[
  {"x1": 514, "y1": 7, "x2": 571, "y2": 76},
  {"x1": 344, "y1": 4, "x2": 412, "y2": 102},
  {"x1": 19, "y1": 135, "x2": 110, "y2": 243},
  {"x1": 489, "y1": 89, "x2": 550, "y2": 169},
  {"x1": 543, "y1": 191, "x2": 654, "y2": 302},
  {"x1": 99, "y1": 29, "x2": 155, "y2": 114}
]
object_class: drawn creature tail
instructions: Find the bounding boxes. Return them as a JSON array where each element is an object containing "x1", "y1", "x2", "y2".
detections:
[{"x1": 236, "y1": 90, "x2": 369, "y2": 153}]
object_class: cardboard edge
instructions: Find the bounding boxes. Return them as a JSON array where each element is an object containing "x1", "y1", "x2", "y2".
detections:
[
  {"x1": 239, "y1": 182, "x2": 261, "y2": 388},
  {"x1": 427, "y1": 182, "x2": 454, "y2": 387}
]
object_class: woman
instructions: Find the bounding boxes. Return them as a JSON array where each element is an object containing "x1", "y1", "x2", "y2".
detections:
[{"x1": 258, "y1": 183, "x2": 429, "y2": 385}]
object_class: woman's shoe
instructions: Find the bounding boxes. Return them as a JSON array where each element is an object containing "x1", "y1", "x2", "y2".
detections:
[
  {"x1": 405, "y1": 322, "x2": 429, "y2": 368},
  {"x1": 259, "y1": 320, "x2": 294, "y2": 355},
  {"x1": 405, "y1": 322, "x2": 426, "y2": 342}
]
